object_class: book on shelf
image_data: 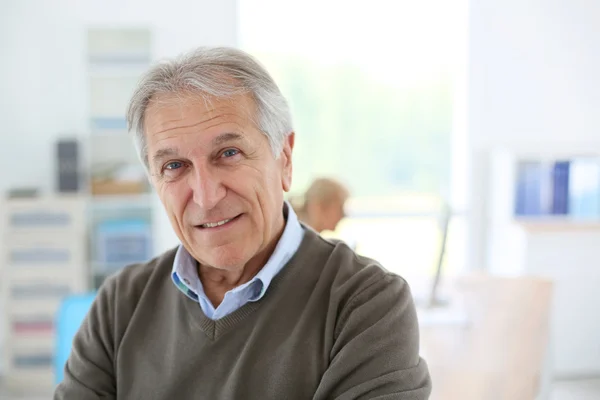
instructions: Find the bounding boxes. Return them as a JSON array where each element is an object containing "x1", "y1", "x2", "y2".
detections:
[
  {"x1": 12, "y1": 352, "x2": 54, "y2": 369},
  {"x1": 514, "y1": 157, "x2": 600, "y2": 220},
  {"x1": 95, "y1": 219, "x2": 153, "y2": 268},
  {"x1": 12, "y1": 319, "x2": 54, "y2": 335},
  {"x1": 10, "y1": 283, "x2": 72, "y2": 300},
  {"x1": 551, "y1": 161, "x2": 570, "y2": 215},
  {"x1": 514, "y1": 161, "x2": 553, "y2": 216},
  {"x1": 9, "y1": 248, "x2": 71, "y2": 265},
  {"x1": 569, "y1": 158, "x2": 600, "y2": 218}
]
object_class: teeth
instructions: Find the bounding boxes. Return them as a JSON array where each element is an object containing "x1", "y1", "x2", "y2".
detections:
[{"x1": 201, "y1": 218, "x2": 232, "y2": 228}]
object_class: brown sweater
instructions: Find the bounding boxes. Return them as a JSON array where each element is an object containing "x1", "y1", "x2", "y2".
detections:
[{"x1": 54, "y1": 228, "x2": 431, "y2": 399}]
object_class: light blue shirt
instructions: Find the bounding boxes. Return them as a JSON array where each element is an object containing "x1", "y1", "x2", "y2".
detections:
[{"x1": 171, "y1": 202, "x2": 304, "y2": 320}]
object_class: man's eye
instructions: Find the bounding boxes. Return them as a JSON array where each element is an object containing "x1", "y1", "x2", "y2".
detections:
[
  {"x1": 222, "y1": 149, "x2": 239, "y2": 158},
  {"x1": 165, "y1": 161, "x2": 183, "y2": 170}
]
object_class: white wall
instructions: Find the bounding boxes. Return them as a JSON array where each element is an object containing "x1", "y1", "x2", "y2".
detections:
[
  {"x1": 0, "y1": 1, "x2": 88, "y2": 193},
  {"x1": 468, "y1": 0, "x2": 600, "y2": 378},
  {"x1": 0, "y1": 0, "x2": 238, "y2": 195},
  {"x1": 467, "y1": 0, "x2": 600, "y2": 270}
]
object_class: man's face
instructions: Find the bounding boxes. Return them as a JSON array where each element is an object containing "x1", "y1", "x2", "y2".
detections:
[{"x1": 144, "y1": 93, "x2": 294, "y2": 271}]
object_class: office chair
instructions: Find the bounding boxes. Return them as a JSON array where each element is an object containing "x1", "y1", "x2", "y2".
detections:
[{"x1": 54, "y1": 293, "x2": 96, "y2": 384}]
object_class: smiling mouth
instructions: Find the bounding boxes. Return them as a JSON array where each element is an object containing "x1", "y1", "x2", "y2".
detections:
[{"x1": 198, "y1": 214, "x2": 241, "y2": 229}]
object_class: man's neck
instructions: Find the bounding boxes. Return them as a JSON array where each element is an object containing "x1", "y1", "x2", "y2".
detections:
[{"x1": 198, "y1": 215, "x2": 286, "y2": 308}]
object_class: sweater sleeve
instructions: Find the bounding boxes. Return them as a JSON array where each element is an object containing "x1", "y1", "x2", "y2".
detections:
[
  {"x1": 53, "y1": 275, "x2": 118, "y2": 399},
  {"x1": 313, "y1": 272, "x2": 432, "y2": 400}
]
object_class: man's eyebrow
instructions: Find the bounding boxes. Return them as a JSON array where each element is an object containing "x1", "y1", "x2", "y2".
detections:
[
  {"x1": 151, "y1": 133, "x2": 244, "y2": 165},
  {"x1": 213, "y1": 132, "x2": 245, "y2": 147},
  {"x1": 152, "y1": 147, "x2": 179, "y2": 165}
]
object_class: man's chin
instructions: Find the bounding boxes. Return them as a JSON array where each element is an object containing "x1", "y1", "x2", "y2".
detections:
[{"x1": 196, "y1": 248, "x2": 251, "y2": 271}]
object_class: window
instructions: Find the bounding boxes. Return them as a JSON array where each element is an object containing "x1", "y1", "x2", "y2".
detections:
[{"x1": 240, "y1": 0, "x2": 467, "y2": 279}]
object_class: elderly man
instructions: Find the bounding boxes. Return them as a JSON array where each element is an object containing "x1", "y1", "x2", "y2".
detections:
[{"x1": 54, "y1": 47, "x2": 431, "y2": 399}]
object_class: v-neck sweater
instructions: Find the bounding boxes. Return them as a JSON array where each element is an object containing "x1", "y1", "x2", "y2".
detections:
[{"x1": 54, "y1": 228, "x2": 431, "y2": 399}]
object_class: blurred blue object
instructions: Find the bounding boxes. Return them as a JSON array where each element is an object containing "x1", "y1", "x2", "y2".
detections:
[
  {"x1": 96, "y1": 219, "x2": 152, "y2": 267},
  {"x1": 54, "y1": 293, "x2": 96, "y2": 384}
]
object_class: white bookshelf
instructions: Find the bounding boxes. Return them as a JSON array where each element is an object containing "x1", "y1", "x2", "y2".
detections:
[
  {"x1": 0, "y1": 28, "x2": 174, "y2": 390},
  {"x1": 85, "y1": 27, "x2": 155, "y2": 289},
  {"x1": 0, "y1": 196, "x2": 88, "y2": 393},
  {"x1": 487, "y1": 147, "x2": 600, "y2": 378}
]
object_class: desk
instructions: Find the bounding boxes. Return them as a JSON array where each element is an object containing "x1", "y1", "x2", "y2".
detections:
[{"x1": 419, "y1": 274, "x2": 553, "y2": 400}]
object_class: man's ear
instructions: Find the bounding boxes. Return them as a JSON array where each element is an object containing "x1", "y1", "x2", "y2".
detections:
[{"x1": 281, "y1": 132, "x2": 295, "y2": 192}]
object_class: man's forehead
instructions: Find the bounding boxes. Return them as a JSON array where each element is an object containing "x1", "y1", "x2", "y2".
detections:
[
  {"x1": 142, "y1": 92, "x2": 263, "y2": 164},
  {"x1": 145, "y1": 92, "x2": 256, "y2": 131}
]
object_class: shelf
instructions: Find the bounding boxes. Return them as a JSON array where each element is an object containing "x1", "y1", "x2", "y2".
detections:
[
  {"x1": 514, "y1": 216, "x2": 600, "y2": 232},
  {"x1": 92, "y1": 261, "x2": 135, "y2": 272},
  {"x1": 84, "y1": 27, "x2": 155, "y2": 295},
  {"x1": 90, "y1": 193, "x2": 154, "y2": 210}
]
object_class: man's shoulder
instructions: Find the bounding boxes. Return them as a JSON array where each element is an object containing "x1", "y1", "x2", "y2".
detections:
[
  {"x1": 82, "y1": 248, "x2": 178, "y2": 348},
  {"x1": 100, "y1": 247, "x2": 178, "y2": 303},
  {"x1": 305, "y1": 232, "x2": 407, "y2": 302},
  {"x1": 303, "y1": 233, "x2": 415, "y2": 340}
]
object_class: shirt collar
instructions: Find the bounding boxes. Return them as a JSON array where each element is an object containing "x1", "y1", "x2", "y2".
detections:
[
  {"x1": 249, "y1": 201, "x2": 304, "y2": 299},
  {"x1": 171, "y1": 201, "x2": 304, "y2": 302}
]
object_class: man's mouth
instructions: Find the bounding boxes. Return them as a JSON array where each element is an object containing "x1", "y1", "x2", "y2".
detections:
[{"x1": 198, "y1": 214, "x2": 241, "y2": 229}]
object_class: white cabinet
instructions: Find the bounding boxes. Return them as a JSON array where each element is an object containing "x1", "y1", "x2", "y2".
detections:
[{"x1": 0, "y1": 196, "x2": 87, "y2": 392}]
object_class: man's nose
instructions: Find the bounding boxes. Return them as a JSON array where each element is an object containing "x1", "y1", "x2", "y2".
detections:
[{"x1": 189, "y1": 164, "x2": 227, "y2": 210}]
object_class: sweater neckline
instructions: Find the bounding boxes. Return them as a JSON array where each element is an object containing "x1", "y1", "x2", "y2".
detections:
[{"x1": 182, "y1": 226, "x2": 318, "y2": 340}]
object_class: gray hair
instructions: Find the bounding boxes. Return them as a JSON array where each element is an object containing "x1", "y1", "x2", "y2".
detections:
[{"x1": 126, "y1": 47, "x2": 293, "y2": 168}]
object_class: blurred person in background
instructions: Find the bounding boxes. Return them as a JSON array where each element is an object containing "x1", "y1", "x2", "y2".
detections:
[
  {"x1": 54, "y1": 47, "x2": 431, "y2": 400},
  {"x1": 291, "y1": 177, "x2": 349, "y2": 233}
]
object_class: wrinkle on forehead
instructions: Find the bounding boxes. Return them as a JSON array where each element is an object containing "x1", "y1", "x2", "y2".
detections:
[{"x1": 144, "y1": 91, "x2": 259, "y2": 136}]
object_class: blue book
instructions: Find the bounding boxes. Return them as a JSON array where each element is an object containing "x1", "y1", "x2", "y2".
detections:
[
  {"x1": 551, "y1": 161, "x2": 570, "y2": 215},
  {"x1": 514, "y1": 162, "x2": 529, "y2": 216},
  {"x1": 539, "y1": 162, "x2": 554, "y2": 215},
  {"x1": 95, "y1": 219, "x2": 153, "y2": 268},
  {"x1": 515, "y1": 161, "x2": 553, "y2": 216},
  {"x1": 569, "y1": 158, "x2": 600, "y2": 218},
  {"x1": 523, "y1": 162, "x2": 542, "y2": 215}
]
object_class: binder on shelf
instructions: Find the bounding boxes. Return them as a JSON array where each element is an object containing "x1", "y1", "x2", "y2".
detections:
[
  {"x1": 12, "y1": 316, "x2": 54, "y2": 335},
  {"x1": 12, "y1": 352, "x2": 53, "y2": 369},
  {"x1": 95, "y1": 219, "x2": 152, "y2": 268},
  {"x1": 551, "y1": 161, "x2": 570, "y2": 215},
  {"x1": 5, "y1": 197, "x2": 85, "y2": 233},
  {"x1": 8, "y1": 247, "x2": 72, "y2": 265},
  {"x1": 10, "y1": 283, "x2": 72, "y2": 300},
  {"x1": 569, "y1": 157, "x2": 600, "y2": 218},
  {"x1": 514, "y1": 155, "x2": 600, "y2": 222},
  {"x1": 56, "y1": 139, "x2": 81, "y2": 193},
  {"x1": 10, "y1": 210, "x2": 72, "y2": 229},
  {"x1": 514, "y1": 161, "x2": 552, "y2": 216}
]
